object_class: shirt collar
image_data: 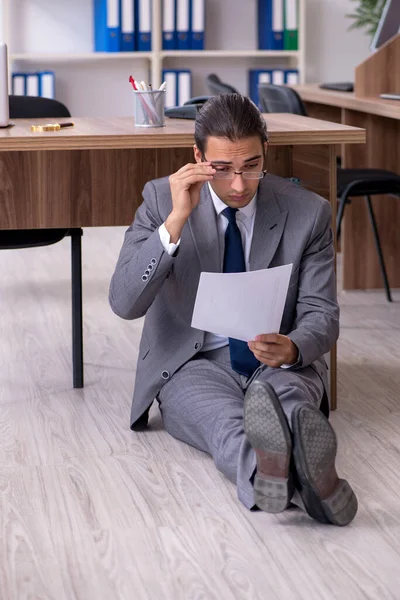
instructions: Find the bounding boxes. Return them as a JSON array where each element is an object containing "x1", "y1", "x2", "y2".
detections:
[{"x1": 207, "y1": 182, "x2": 257, "y2": 219}]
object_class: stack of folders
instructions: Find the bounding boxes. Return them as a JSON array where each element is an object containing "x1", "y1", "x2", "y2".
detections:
[
  {"x1": 162, "y1": 69, "x2": 192, "y2": 108},
  {"x1": 163, "y1": 0, "x2": 205, "y2": 50},
  {"x1": 93, "y1": 0, "x2": 151, "y2": 52},
  {"x1": 11, "y1": 72, "x2": 55, "y2": 99},
  {"x1": 258, "y1": 0, "x2": 299, "y2": 51},
  {"x1": 249, "y1": 69, "x2": 299, "y2": 108}
]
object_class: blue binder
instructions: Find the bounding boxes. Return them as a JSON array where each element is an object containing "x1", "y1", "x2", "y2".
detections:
[
  {"x1": 163, "y1": 0, "x2": 176, "y2": 50},
  {"x1": 258, "y1": 0, "x2": 284, "y2": 50},
  {"x1": 94, "y1": 0, "x2": 121, "y2": 52},
  {"x1": 121, "y1": 0, "x2": 135, "y2": 51},
  {"x1": 190, "y1": 0, "x2": 205, "y2": 50},
  {"x1": 136, "y1": 0, "x2": 152, "y2": 51},
  {"x1": 249, "y1": 69, "x2": 273, "y2": 108},
  {"x1": 176, "y1": 0, "x2": 190, "y2": 50}
]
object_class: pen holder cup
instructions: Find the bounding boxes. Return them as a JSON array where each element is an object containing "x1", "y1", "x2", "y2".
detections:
[{"x1": 133, "y1": 90, "x2": 166, "y2": 127}]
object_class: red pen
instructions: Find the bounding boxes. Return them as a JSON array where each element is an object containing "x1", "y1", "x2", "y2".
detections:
[{"x1": 129, "y1": 76, "x2": 138, "y2": 90}]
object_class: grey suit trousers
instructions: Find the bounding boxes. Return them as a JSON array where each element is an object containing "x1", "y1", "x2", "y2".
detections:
[{"x1": 158, "y1": 346, "x2": 325, "y2": 509}]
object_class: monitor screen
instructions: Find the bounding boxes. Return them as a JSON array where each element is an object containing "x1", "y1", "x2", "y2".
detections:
[{"x1": 371, "y1": 0, "x2": 400, "y2": 52}]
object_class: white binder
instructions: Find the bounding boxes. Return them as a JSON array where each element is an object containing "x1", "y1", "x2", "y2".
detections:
[
  {"x1": 286, "y1": 71, "x2": 299, "y2": 85},
  {"x1": 26, "y1": 73, "x2": 40, "y2": 96},
  {"x1": 12, "y1": 74, "x2": 26, "y2": 96},
  {"x1": 259, "y1": 72, "x2": 272, "y2": 84},
  {"x1": 272, "y1": 69, "x2": 285, "y2": 86},
  {"x1": 178, "y1": 71, "x2": 191, "y2": 105},
  {"x1": 164, "y1": 71, "x2": 177, "y2": 108},
  {"x1": 40, "y1": 72, "x2": 55, "y2": 99}
]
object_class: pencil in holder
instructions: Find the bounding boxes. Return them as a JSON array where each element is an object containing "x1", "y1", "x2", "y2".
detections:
[{"x1": 133, "y1": 90, "x2": 166, "y2": 127}]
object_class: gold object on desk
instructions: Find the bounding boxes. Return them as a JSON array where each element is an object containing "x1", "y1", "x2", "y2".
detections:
[{"x1": 31, "y1": 122, "x2": 74, "y2": 133}]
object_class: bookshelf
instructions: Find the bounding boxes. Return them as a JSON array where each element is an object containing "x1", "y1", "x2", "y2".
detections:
[
  {"x1": 10, "y1": 52, "x2": 154, "y2": 62},
  {"x1": 0, "y1": 0, "x2": 306, "y2": 115}
]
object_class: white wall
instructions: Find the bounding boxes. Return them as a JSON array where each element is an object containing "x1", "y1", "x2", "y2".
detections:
[{"x1": 305, "y1": 0, "x2": 371, "y2": 82}]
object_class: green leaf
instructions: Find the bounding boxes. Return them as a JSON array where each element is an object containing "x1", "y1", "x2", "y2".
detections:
[{"x1": 346, "y1": 0, "x2": 387, "y2": 36}]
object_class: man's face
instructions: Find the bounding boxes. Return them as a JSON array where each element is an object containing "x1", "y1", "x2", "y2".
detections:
[{"x1": 194, "y1": 136, "x2": 267, "y2": 208}]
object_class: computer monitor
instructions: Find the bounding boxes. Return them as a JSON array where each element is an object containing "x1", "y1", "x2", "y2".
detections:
[{"x1": 371, "y1": 0, "x2": 400, "y2": 52}]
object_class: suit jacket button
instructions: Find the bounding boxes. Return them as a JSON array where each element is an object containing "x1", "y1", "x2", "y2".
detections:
[
  {"x1": 194, "y1": 342, "x2": 201, "y2": 350},
  {"x1": 161, "y1": 370, "x2": 170, "y2": 380},
  {"x1": 151, "y1": 258, "x2": 157, "y2": 265},
  {"x1": 141, "y1": 274, "x2": 148, "y2": 282}
]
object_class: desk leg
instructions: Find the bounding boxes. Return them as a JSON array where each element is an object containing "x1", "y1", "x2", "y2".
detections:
[{"x1": 291, "y1": 144, "x2": 338, "y2": 411}]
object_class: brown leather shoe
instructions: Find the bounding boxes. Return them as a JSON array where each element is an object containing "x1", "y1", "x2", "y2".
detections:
[
  {"x1": 291, "y1": 403, "x2": 358, "y2": 526},
  {"x1": 244, "y1": 380, "x2": 294, "y2": 513}
]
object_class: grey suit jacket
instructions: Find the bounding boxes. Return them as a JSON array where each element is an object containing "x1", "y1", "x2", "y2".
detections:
[{"x1": 109, "y1": 174, "x2": 339, "y2": 429}]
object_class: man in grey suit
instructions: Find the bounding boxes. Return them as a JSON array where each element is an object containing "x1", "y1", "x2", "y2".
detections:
[{"x1": 110, "y1": 94, "x2": 357, "y2": 526}]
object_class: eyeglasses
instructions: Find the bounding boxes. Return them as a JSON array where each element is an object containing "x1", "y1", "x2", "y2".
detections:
[
  {"x1": 211, "y1": 169, "x2": 267, "y2": 180},
  {"x1": 202, "y1": 156, "x2": 267, "y2": 180}
]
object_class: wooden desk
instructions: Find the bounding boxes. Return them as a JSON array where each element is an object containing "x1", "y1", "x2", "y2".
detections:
[
  {"x1": 0, "y1": 115, "x2": 365, "y2": 409},
  {"x1": 294, "y1": 83, "x2": 400, "y2": 291}
]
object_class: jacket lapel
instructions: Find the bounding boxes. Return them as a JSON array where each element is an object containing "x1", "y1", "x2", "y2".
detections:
[
  {"x1": 249, "y1": 175, "x2": 288, "y2": 271},
  {"x1": 188, "y1": 183, "x2": 222, "y2": 273}
]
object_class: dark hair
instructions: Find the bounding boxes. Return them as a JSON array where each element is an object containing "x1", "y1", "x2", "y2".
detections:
[{"x1": 194, "y1": 93, "x2": 268, "y2": 155}]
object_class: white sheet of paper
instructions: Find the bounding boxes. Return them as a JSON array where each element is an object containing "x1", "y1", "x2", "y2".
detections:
[{"x1": 191, "y1": 264, "x2": 293, "y2": 342}]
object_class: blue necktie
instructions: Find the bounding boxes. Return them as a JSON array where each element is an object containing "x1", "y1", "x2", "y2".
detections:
[{"x1": 222, "y1": 207, "x2": 260, "y2": 377}]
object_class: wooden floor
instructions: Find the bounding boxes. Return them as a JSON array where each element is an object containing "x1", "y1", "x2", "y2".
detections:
[{"x1": 1, "y1": 227, "x2": 400, "y2": 600}]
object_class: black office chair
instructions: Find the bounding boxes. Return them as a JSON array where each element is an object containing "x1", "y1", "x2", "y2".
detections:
[
  {"x1": 258, "y1": 84, "x2": 307, "y2": 116},
  {"x1": 2, "y1": 95, "x2": 84, "y2": 386},
  {"x1": 206, "y1": 74, "x2": 239, "y2": 96},
  {"x1": 258, "y1": 83, "x2": 400, "y2": 302}
]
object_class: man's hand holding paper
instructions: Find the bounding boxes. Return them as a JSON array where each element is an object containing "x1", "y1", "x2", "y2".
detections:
[{"x1": 248, "y1": 333, "x2": 298, "y2": 368}]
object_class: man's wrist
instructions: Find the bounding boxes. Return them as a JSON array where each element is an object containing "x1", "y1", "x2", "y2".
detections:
[
  {"x1": 165, "y1": 212, "x2": 188, "y2": 244},
  {"x1": 288, "y1": 340, "x2": 300, "y2": 365}
]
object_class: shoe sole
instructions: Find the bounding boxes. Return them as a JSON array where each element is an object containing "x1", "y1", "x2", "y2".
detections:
[
  {"x1": 244, "y1": 380, "x2": 293, "y2": 513},
  {"x1": 292, "y1": 404, "x2": 358, "y2": 526}
]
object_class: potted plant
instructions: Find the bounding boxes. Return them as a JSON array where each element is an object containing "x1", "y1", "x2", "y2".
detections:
[{"x1": 347, "y1": 0, "x2": 387, "y2": 36}]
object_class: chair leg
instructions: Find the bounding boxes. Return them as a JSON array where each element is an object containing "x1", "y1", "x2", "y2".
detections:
[
  {"x1": 364, "y1": 196, "x2": 392, "y2": 302},
  {"x1": 336, "y1": 193, "x2": 348, "y2": 241},
  {"x1": 71, "y1": 229, "x2": 84, "y2": 387}
]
